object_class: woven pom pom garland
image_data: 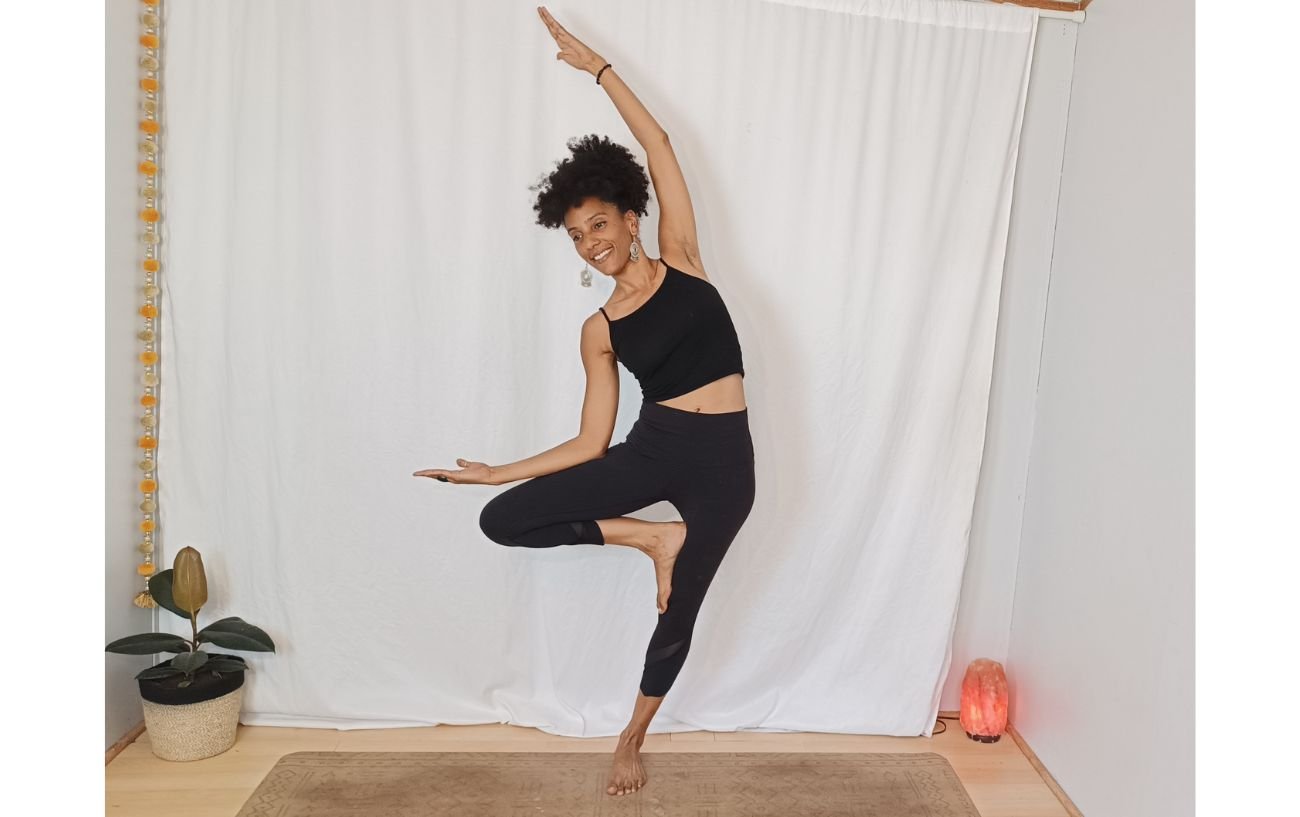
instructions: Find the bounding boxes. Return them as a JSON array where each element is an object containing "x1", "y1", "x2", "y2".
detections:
[{"x1": 132, "y1": 0, "x2": 164, "y2": 609}]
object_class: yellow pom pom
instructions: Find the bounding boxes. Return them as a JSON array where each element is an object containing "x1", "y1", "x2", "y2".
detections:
[
  {"x1": 140, "y1": 519, "x2": 155, "y2": 533},
  {"x1": 137, "y1": 563, "x2": 156, "y2": 576},
  {"x1": 138, "y1": 436, "x2": 157, "y2": 450},
  {"x1": 139, "y1": 161, "x2": 157, "y2": 175},
  {"x1": 140, "y1": 351, "x2": 159, "y2": 365},
  {"x1": 140, "y1": 34, "x2": 159, "y2": 48},
  {"x1": 139, "y1": 120, "x2": 159, "y2": 135},
  {"x1": 140, "y1": 208, "x2": 160, "y2": 222},
  {"x1": 143, "y1": 259, "x2": 160, "y2": 272},
  {"x1": 140, "y1": 479, "x2": 157, "y2": 493}
]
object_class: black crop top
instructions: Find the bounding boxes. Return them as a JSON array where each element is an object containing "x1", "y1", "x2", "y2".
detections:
[{"x1": 598, "y1": 262, "x2": 745, "y2": 402}]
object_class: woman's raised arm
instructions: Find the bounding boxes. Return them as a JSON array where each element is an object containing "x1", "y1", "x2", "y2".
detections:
[
  {"x1": 536, "y1": 7, "x2": 704, "y2": 271},
  {"x1": 537, "y1": 6, "x2": 665, "y2": 146}
]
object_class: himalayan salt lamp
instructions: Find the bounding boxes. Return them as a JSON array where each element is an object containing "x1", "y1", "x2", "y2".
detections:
[{"x1": 959, "y1": 658, "x2": 1008, "y2": 743}]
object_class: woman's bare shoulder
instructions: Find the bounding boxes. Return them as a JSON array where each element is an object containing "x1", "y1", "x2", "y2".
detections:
[{"x1": 582, "y1": 310, "x2": 616, "y2": 359}]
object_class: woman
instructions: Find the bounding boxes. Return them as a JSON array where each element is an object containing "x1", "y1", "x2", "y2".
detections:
[{"x1": 413, "y1": 7, "x2": 755, "y2": 797}]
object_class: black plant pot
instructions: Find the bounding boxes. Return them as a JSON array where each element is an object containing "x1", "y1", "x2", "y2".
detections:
[{"x1": 137, "y1": 653, "x2": 246, "y2": 705}]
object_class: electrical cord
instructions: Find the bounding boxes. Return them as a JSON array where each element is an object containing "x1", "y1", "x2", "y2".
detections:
[{"x1": 931, "y1": 715, "x2": 961, "y2": 735}]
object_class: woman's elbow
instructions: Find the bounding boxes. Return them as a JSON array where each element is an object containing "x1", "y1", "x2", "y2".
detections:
[{"x1": 581, "y1": 438, "x2": 609, "y2": 460}]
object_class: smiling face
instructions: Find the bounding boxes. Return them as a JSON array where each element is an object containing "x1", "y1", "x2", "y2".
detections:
[{"x1": 564, "y1": 196, "x2": 639, "y2": 272}]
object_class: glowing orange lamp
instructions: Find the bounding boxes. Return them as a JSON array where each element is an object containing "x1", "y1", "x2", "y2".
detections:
[{"x1": 959, "y1": 658, "x2": 1008, "y2": 742}]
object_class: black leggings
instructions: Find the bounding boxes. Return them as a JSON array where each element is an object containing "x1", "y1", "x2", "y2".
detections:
[{"x1": 478, "y1": 400, "x2": 756, "y2": 697}]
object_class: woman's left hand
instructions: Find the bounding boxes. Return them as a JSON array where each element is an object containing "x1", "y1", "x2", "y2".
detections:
[
  {"x1": 537, "y1": 6, "x2": 605, "y2": 76},
  {"x1": 413, "y1": 459, "x2": 495, "y2": 485}
]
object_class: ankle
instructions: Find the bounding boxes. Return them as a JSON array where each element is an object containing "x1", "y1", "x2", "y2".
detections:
[
  {"x1": 636, "y1": 527, "x2": 667, "y2": 555},
  {"x1": 646, "y1": 521, "x2": 681, "y2": 549},
  {"x1": 618, "y1": 728, "x2": 645, "y2": 747}
]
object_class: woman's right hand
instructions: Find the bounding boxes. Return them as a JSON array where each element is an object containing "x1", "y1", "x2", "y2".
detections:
[
  {"x1": 413, "y1": 458, "x2": 496, "y2": 485},
  {"x1": 537, "y1": 6, "x2": 606, "y2": 76}
]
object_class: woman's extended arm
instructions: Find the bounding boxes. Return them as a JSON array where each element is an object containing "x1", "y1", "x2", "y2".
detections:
[
  {"x1": 483, "y1": 436, "x2": 602, "y2": 486},
  {"x1": 591, "y1": 67, "x2": 667, "y2": 149},
  {"x1": 487, "y1": 314, "x2": 617, "y2": 484},
  {"x1": 537, "y1": 7, "x2": 665, "y2": 147},
  {"x1": 537, "y1": 7, "x2": 704, "y2": 268},
  {"x1": 413, "y1": 316, "x2": 614, "y2": 486},
  {"x1": 415, "y1": 436, "x2": 599, "y2": 486}
]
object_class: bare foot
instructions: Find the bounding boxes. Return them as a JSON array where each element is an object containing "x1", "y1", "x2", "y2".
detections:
[
  {"x1": 644, "y1": 521, "x2": 687, "y2": 614},
  {"x1": 606, "y1": 732, "x2": 648, "y2": 796}
]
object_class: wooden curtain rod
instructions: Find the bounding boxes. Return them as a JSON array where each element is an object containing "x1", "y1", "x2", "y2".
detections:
[{"x1": 987, "y1": 0, "x2": 1093, "y2": 13}]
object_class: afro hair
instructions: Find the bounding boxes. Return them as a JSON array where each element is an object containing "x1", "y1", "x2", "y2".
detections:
[{"x1": 529, "y1": 134, "x2": 651, "y2": 230}]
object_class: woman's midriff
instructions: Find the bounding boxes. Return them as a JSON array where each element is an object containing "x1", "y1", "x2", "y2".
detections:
[{"x1": 654, "y1": 372, "x2": 746, "y2": 414}]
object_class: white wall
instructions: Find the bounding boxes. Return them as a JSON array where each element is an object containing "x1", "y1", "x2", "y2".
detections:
[
  {"x1": 106, "y1": 0, "x2": 155, "y2": 750},
  {"x1": 1006, "y1": 2, "x2": 1194, "y2": 816},
  {"x1": 945, "y1": 14, "x2": 1080, "y2": 711}
]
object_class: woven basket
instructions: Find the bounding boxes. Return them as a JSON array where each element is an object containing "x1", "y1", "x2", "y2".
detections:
[{"x1": 141, "y1": 684, "x2": 243, "y2": 761}]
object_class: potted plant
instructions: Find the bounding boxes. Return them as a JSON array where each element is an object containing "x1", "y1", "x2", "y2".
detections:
[{"x1": 106, "y1": 546, "x2": 276, "y2": 761}]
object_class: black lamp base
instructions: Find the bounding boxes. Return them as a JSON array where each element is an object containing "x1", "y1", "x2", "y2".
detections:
[{"x1": 965, "y1": 731, "x2": 1002, "y2": 743}]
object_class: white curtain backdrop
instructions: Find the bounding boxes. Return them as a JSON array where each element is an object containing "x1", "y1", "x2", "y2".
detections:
[{"x1": 156, "y1": 0, "x2": 1037, "y2": 738}]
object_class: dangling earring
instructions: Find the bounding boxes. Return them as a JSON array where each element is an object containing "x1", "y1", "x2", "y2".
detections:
[
  {"x1": 629, "y1": 237, "x2": 640, "y2": 262},
  {"x1": 580, "y1": 263, "x2": 592, "y2": 287}
]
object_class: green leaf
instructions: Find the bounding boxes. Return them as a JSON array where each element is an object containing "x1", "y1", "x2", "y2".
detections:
[
  {"x1": 170, "y1": 651, "x2": 208, "y2": 674},
  {"x1": 147, "y1": 570, "x2": 196, "y2": 621},
  {"x1": 205, "y1": 658, "x2": 248, "y2": 673},
  {"x1": 106, "y1": 633, "x2": 192, "y2": 655},
  {"x1": 135, "y1": 665, "x2": 185, "y2": 681},
  {"x1": 197, "y1": 617, "x2": 275, "y2": 652}
]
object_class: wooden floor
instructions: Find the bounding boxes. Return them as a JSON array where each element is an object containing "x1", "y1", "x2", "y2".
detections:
[{"x1": 106, "y1": 719, "x2": 1072, "y2": 816}]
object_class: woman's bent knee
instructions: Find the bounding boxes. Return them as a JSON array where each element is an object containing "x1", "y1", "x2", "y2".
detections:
[{"x1": 478, "y1": 496, "x2": 519, "y2": 546}]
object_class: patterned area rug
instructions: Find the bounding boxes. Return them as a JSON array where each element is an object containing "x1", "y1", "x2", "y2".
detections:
[{"x1": 234, "y1": 751, "x2": 982, "y2": 816}]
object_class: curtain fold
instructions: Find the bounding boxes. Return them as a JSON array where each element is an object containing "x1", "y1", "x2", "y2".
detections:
[{"x1": 157, "y1": 0, "x2": 1037, "y2": 738}]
